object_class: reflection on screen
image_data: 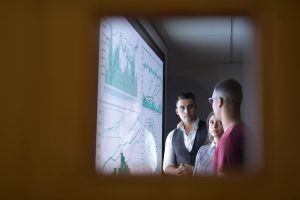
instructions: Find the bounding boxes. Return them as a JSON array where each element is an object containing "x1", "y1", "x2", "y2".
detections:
[{"x1": 96, "y1": 17, "x2": 163, "y2": 175}]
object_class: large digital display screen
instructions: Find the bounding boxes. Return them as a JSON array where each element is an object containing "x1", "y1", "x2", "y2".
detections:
[{"x1": 96, "y1": 17, "x2": 164, "y2": 175}]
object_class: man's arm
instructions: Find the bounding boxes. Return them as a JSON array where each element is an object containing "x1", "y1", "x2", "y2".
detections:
[
  {"x1": 164, "y1": 165, "x2": 178, "y2": 175},
  {"x1": 163, "y1": 131, "x2": 177, "y2": 175}
]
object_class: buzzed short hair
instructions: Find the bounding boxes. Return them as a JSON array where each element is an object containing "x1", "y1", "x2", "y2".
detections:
[
  {"x1": 176, "y1": 92, "x2": 196, "y2": 107},
  {"x1": 214, "y1": 79, "x2": 243, "y2": 107}
]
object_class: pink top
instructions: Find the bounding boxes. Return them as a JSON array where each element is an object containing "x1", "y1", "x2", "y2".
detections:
[{"x1": 213, "y1": 123, "x2": 245, "y2": 174}]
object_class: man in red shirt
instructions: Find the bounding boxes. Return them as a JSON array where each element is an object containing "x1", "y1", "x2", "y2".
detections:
[{"x1": 208, "y1": 79, "x2": 246, "y2": 175}]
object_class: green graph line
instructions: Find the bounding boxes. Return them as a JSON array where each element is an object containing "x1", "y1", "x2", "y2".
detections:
[
  {"x1": 142, "y1": 63, "x2": 161, "y2": 81},
  {"x1": 101, "y1": 129, "x2": 140, "y2": 172},
  {"x1": 105, "y1": 24, "x2": 138, "y2": 97},
  {"x1": 142, "y1": 63, "x2": 162, "y2": 113},
  {"x1": 102, "y1": 118, "x2": 122, "y2": 136}
]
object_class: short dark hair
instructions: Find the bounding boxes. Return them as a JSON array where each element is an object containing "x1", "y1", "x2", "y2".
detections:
[
  {"x1": 214, "y1": 79, "x2": 243, "y2": 109},
  {"x1": 176, "y1": 92, "x2": 196, "y2": 107}
]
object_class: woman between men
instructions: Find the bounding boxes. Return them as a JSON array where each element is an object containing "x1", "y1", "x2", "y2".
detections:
[{"x1": 193, "y1": 112, "x2": 224, "y2": 176}]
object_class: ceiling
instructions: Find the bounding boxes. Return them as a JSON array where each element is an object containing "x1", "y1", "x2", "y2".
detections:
[{"x1": 149, "y1": 16, "x2": 255, "y2": 64}]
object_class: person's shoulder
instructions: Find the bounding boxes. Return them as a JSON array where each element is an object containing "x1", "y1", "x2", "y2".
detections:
[
  {"x1": 197, "y1": 143, "x2": 212, "y2": 156},
  {"x1": 218, "y1": 130, "x2": 231, "y2": 145},
  {"x1": 231, "y1": 123, "x2": 247, "y2": 132},
  {"x1": 197, "y1": 143, "x2": 210, "y2": 153},
  {"x1": 166, "y1": 128, "x2": 177, "y2": 139},
  {"x1": 201, "y1": 142, "x2": 211, "y2": 149},
  {"x1": 227, "y1": 123, "x2": 245, "y2": 140}
]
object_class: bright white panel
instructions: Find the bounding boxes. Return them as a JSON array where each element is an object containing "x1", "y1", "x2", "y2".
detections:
[{"x1": 96, "y1": 17, "x2": 164, "y2": 175}]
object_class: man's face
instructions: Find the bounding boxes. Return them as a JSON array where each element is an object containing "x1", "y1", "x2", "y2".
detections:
[
  {"x1": 210, "y1": 90, "x2": 221, "y2": 120},
  {"x1": 176, "y1": 98, "x2": 197, "y2": 123}
]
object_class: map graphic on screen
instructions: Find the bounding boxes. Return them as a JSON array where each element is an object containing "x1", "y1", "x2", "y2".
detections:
[{"x1": 96, "y1": 17, "x2": 163, "y2": 175}]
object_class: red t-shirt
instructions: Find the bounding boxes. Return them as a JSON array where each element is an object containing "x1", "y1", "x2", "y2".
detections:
[{"x1": 213, "y1": 123, "x2": 245, "y2": 175}]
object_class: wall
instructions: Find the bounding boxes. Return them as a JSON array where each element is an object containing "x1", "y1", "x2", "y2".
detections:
[
  {"x1": 165, "y1": 55, "x2": 222, "y2": 133},
  {"x1": 165, "y1": 58, "x2": 246, "y2": 132},
  {"x1": 1, "y1": 0, "x2": 300, "y2": 199},
  {"x1": 163, "y1": 16, "x2": 257, "y2": 137}
]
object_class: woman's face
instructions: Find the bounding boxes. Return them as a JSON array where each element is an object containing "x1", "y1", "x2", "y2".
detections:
[{"x1": 208, "y1": 115, "x2": 224, "y2": 139}]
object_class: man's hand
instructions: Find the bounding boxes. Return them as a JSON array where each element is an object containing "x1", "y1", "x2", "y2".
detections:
[{"x1": 176, "y1": 164, "x2": 194, "y2": 176}]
